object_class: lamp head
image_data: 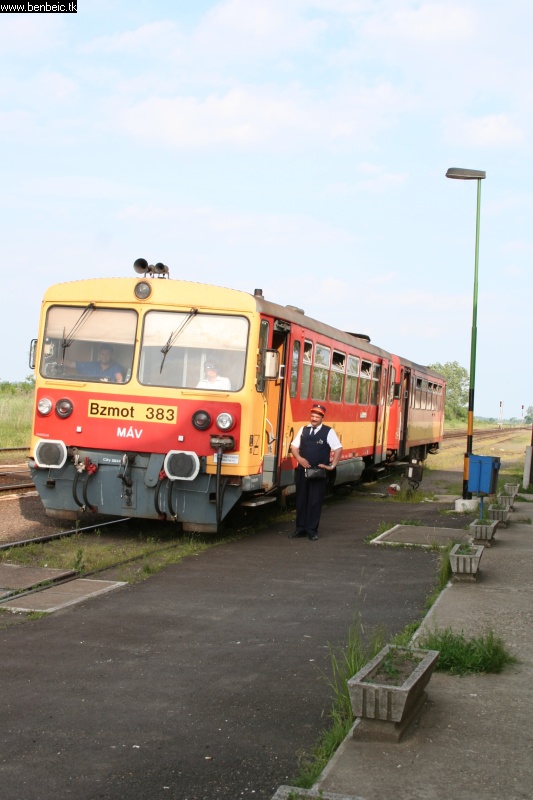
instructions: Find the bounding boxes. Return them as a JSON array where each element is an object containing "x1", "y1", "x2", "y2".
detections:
[{"x1": 446, "y1": 168, "x2": 486, "y2": 180}]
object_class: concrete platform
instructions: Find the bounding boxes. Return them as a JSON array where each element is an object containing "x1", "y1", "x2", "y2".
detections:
[
  {"x1": 372, "y1": 524, "x2": 470, "y2": 548},
  {"x1": 312, "y1": 523, "x2": 533, "y2": 800}
]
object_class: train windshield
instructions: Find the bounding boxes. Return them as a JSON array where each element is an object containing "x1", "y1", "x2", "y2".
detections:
[
  {"x1": 40, "y1": 305, "x2": 137, "y2": 383},
  {"x1": 139, "y1": 311, "x2": 248, "y2": 390}
]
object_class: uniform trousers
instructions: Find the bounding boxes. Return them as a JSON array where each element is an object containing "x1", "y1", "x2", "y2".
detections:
[{"x1": 295, "y1": 468, "x2": 327, "y2": 536}]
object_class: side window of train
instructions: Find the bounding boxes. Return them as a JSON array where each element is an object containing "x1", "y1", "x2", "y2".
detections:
[
  {"x1": 255, "y1": 319, "x2": 270, "y2": 392},
  {"x1": 300, "y1": 340, "x2": 313, "y2": 399},
  {"x1": 329, "y1": 350, "x2": 345, "y2": 402},
  {"x1": 312, "y1": 343, "x2": 330, "y2": 401},
  {"x1": 370, "y1": 363, "x2": 381, "y2": 405},
  {"x1": 381, "y1": 367, "x2": 387, "y2": 406},
  {"x1": 358, "y1": 360, "x2": 372, "y2": 405},
  {"x1": 415, "y1": 378, "x2": 422, "y2": 409},
  {"x1": 428, "y1": 383, "x2": 435, "y2": 410},
  {"x1": 290, "y1": 341, "x2": 301, "y2": 398},
  {"x1": 421, "y1": 380, "x2": 428, "y2": 410},
  {"x1": 388, "y1": 367, "x2": 396, "y2": 405},
  {"x1": 345, "y1": 355, "x2": 359, "y2": 404}
]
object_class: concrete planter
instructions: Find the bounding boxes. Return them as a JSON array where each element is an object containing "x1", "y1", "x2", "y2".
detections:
[
  {"x1": 469, "y1": 519, "x2": 499, "y2": 546},
  {"x1": 449, "y1": 543, "x2": 484, "y2": 581},
  {"x1": 488, "y1": 504, "x2": 509, "y2": 526},
  {"x1": 498, "y1": 494, "x2": 515, "y2": 511},
  {"x1": 504, "y1": 483, "x2": 519, "y2": 496},
  {"x1": 347, "y1": 645, "x2": 439, "y2": 741},
  {"x1": 272, "y1": 789, "x2": 354, "y2": 800}
]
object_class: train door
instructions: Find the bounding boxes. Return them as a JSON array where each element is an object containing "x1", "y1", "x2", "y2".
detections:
[
  {"x1": 398, "y1": 367, "x2": 411, "y2": 458},
  {"x1": 373, "y1": 360, "x2": 389, "y2": 463},
  {"x1": 261, "y1": 318, "x2": 290, "y2": 491},
  {"x1": 378, "y1": 360, "x2": 394, "y2": 462}
]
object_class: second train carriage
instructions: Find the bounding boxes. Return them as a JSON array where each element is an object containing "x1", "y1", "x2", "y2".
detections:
[{"x1": 29, "y1": 265, "x2": 445, "y2": 532}]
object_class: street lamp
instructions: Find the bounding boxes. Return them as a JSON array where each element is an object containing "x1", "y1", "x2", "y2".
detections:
[{"x1": 445, "y1": 167, "x2": 486, "y2": 499}]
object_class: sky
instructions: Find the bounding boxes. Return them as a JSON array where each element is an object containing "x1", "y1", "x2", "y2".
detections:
[{"x1": 1, "y1": 0, "x2": 531, "y2": 420}]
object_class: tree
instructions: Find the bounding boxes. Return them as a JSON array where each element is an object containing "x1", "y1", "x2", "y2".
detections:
[
  {"x1": 524, "y1": 406, "x2": 533, "y2": 424},
  {"x1": 427, "y1": 361, "x2": 469, "y2": 421}
]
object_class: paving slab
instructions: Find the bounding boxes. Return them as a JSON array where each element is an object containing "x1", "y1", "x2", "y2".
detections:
[
  {"x1": 0, "y1": 563, "x2": 75, "y2": 597},
  {"x1": 372, "y1": 524, "x2": 470, "y2": 547},
  {"x1": 0, "y1": 578, "x2": 127, "y2": 612}
]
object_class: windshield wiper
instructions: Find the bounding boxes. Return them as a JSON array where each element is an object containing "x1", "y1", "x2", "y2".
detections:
[
  {"x1": 60, "y1": 303, "x2": 96, "y2": 362},
  {"x1": 159, "y1": 308, "x2": 198, "y2": 373}
]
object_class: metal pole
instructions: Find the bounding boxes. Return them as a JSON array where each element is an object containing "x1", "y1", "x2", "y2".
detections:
[{"x1": 462, "y1": 178, "x2": 482, "y2": 499}]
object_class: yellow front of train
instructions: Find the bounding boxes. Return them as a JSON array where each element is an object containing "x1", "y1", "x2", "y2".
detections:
[{"x1": 29, "y1": 266, "x2": 276, "y2": 532}]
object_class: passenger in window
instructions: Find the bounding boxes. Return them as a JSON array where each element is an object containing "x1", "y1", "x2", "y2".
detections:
[
  {"x1": 196, "y1": 361, "x2": 231, "y2": 390},
  {"x1": 65, "y1": 344, "x2": 124, "y2": 382}
]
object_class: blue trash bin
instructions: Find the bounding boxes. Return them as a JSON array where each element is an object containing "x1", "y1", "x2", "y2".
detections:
[{"x1": 467, "y1": 454, "x2": 500, "y2": 495}]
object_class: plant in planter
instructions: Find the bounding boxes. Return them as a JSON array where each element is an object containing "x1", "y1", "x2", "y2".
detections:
[
  {"x1": 498, "y1": 494, "x2": 515, "y2": 510},
  {"x1": 469, "y1": 518, "x2": 498, "y2": 546},
  {"x1": 504, "y1": 483, "x2": 520, "y2": 496},
  {"x1": 448, "y1": 542, "x2": 484, "y2": 581},
  {"x1": 487, "y1": 503, "x2": 509, "y2": 526},
  {"x1": 347, "y1": 644, "x2": 439, "y2": 742}
]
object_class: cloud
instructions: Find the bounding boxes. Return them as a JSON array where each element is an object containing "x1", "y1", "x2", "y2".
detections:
[
  {"x1": 83, "y1": 21, "x2": 182, "y2": 55},
  {"x1": 0, "y1": 14, "x2": 66, "y2": 55},
  {"x1": 23, "y1": 175, "x2": 139, "y2": 201},
  {"x1": 116, "y1": 82, "x2": 406, "y2": 150},
  {"x1": 118, "y1": 202, "x2": 354, "y2": 246},
  {"x1": 328, "y1": 163, "x2": 409, "y2": 194},
  {"x1": 443, "y1": 113, "x2": 525, "y2": 147},
  {"x1": 363, "y1": 2, "x2": 476, "y2": 44},
  {"x1": 195, "y1": 0, "x2": 327, "y2": 57},
  {"x1": 0, "y1": 110, "x2": 33, "y2": 134}
]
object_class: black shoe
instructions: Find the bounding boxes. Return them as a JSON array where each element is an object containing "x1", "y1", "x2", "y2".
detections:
[
  {"x1": 308, "y1": 532, "x2": 319, "y2": 541},
  {"x1": 288, "y1": 530, "x2": 306, "y2": 539}
]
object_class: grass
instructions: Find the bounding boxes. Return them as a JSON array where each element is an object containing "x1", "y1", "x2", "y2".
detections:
[
  {"x1": 424, "y1": 544, "x2": 453, "y2": 609},
  {"x1": 0, "y1": 391, "x2": 33, "y2": 449},
  {"x1": 417, "y1": 628, "x2": 518, "y2": 675},
  {"x1": 292, "y1": 617, "x2": 385, "y2": 789},
  {"x1": 0, "y1": 528, "x2": 216, "y2": 584}
]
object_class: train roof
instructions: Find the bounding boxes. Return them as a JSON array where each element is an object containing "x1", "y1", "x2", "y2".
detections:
[{"x1": 41, "y1": 276, "x2": 443, "y2": 377}]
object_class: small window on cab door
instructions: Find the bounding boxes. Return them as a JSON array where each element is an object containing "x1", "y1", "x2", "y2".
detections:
[{"x1": 290, "y1": 341, "x2": 301, "y2": 398}]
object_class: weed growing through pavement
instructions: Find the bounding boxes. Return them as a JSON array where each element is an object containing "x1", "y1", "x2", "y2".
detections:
[
  {"x1": 72, "y1": 548, "x2": 85, "y2": 574},
  {"x1": 417, "y1": 628, "x2": 518, "y2": 675},
  {"x1": 292, "y1": 616, "x2": 385, "y2": 789},
  {"x1": 364, "y1": 520, "x2": 395, "y2": 542}
]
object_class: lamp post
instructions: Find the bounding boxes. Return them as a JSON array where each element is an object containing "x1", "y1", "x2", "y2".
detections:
[{"x1": 445, "y1": 167, "x2": 486, "y2": 500}]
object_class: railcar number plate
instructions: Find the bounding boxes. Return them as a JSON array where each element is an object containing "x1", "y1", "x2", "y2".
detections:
[{"x1": 88, "y1": 400, "x2": 177, "y2": 424}]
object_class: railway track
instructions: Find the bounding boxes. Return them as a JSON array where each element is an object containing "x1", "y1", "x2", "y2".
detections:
[
  {"x1": 442, "y1": 426, "x2": 530, "y2": 446},
  {"x1": 0, "y1": 462, "x2": 34, "y2": 494},
  {"x1": 0, "y1": 427, "x2": 527, "y2": 496}
]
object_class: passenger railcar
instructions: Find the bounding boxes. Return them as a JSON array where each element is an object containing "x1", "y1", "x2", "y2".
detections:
[{"x1": 29, "y1": 263, "x2": 445, "y2": 532}]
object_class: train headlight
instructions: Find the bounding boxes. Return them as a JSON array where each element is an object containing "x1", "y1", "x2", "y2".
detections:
[
  {"x1": 134, "y1": 281, "x2": 152, "y2": 300},
  {"x1": 37, "y1": 397, "x2": 53, "y2": 416},
  {"x1": 216, "y1": 412, "x2": 235, "y2": 431},
  {"x1": 164, "y1": 451, "x2": 201, "y2": 481},
  {"x1": 192, "y1": 410, "x2": 212, "y2": 431},
  {"x1": 56, "y1": 398, "x2": 73, "y2": 419},
  {"x1": 34, "y1": 440, "x2": 68, "y2": 469}
]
